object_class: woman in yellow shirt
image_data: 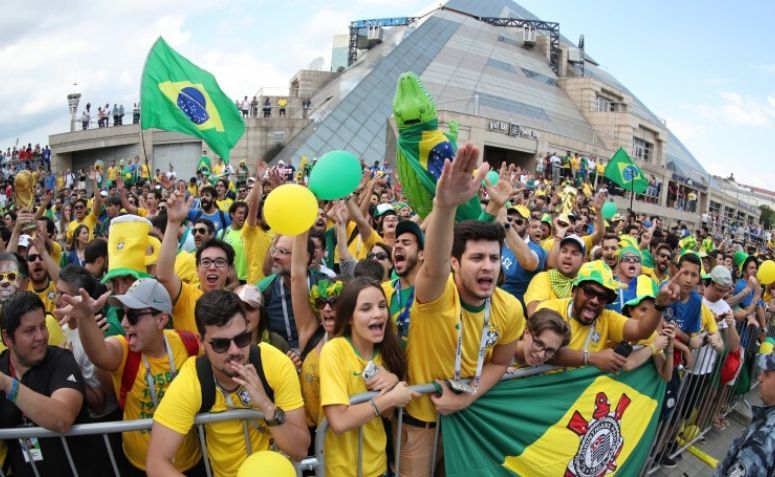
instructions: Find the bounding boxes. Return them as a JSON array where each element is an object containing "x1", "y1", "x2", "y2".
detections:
[{"x1": 320, "y1": 278, "x2": 418, "y2": 477}]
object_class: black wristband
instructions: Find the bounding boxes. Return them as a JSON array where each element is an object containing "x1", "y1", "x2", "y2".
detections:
[{"x1": 654, "y1": 303, "x2": 667, "y2": 312}]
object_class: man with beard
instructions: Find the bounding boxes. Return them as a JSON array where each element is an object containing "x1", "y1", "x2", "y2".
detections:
[
  {"x1": 257, "y1": 233, "x2": 319, "y2": 351},
  {"x1": 62, "y1": 278, "x2": 203, "y2": 476},
  {"x1": 158, "y1": 191, "x2": 234, "y2": 335},
  {"x1": 66, "y1": 170, "x2": 102, "y2": 240},
  {"x1": 147, "y1": 290, "x2": 309, "y2": 476},
  {"x1": 222, "y1": 201, "x2": 248, "y2": 282},
  {"x1": 524, "y1": 235, "x2": 585, "y2": 316},
  {"x1": 608, "y1": 245, "x2": 645, "y2": 313},
  {"x1": 600, "y1": 234, "x2": 620, "y2": 270},
  {"x1": 381, "y1": 220, "x2": 424, "y2": 348},
  {"x1": 187, "y1": 185, "x2": 230, "y2": 235},
  {"x1": 25, "y1": 240, "x2": 59, "y2": 314},
  {"x1": 0, "y1": 292, "x2": 104, "y2": 476},
  {"x1": 401, "y1": 145, "x2": 523, "y2": 476},
  {"x1": 539, "y1": 260, "x2": 681, "y2": 373},
  {"x1": 646, "y1": 243, "x2": 672, "y2": 283},
  {"x1": 375, "y1": 205, "x2": 399, "y2": 247}
]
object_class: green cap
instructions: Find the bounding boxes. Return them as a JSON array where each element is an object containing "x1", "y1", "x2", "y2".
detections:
[
  {"x1": 573, "y1": 260, "x2": 621, "y2": 294},
  {"x1": 623, "y1": 275, "x2": 658, "y2": 308}
]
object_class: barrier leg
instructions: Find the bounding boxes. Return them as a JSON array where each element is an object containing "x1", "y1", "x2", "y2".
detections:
[
  {"x1": 197, "y1": 424, "x2": 213, "y2": 477},
  {"x1": 394, "y1": 410, "x2": 404, "y2": 477},
  {"x1": 102, "y1": 433, "x2": 121, "y2": 476},
  {"x1": 60, "y1": 435, "x2": 79, "y2": 477},
  {"x1": 430, "y1": 416, "x2": 441, "y2": 477}
]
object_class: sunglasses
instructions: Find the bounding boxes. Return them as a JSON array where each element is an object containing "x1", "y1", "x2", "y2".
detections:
[
  {"x1": 192, "y1": 227, "x2": 209, "y2": 235},
  {"x1": 0, "y1": 272, "x2": 18, "y2": 282},
  {"x1": 580, "y1": 283, "x2": 613, "y2": 304},
  {"x1": 368, "y1": 252, "x2": 388, "y2": 261},
  {"x1": 315, "y1": 298, "x2": 337, "y2": 309},
  {"x1": 209, "y1": 331, "x2": 252, "y2": 353},
  {"x1": 74, "y1": 205, "x2": 85, "y2": 210},
  {"x1": 507, "y1": 217, "x2": 525, "y2": 226},
  {"x1": 270, "y1": 246, "x2": 292, "y2": 257},
  {"x1": 621, "y1": 255, "x2": 641, "y2": 264},
  {"x1": 27, "y1": 254, "x2": 42, "y2": 263},
  {"x1": 125, "y1": 309, "x2": 157, "y2": 326}
]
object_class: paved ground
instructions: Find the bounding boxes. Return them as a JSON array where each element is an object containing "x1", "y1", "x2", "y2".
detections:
[{"x1": 650, "y1": 386, "x2": 762, "y2": 476}]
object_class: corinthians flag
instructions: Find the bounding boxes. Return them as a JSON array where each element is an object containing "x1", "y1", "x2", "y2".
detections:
[
  {"x1": 441, "y1": 364, "x2": 665, "y2": 476},
  {"x1": 141, "y1": 37, "x2": 245, "y2": 162}
]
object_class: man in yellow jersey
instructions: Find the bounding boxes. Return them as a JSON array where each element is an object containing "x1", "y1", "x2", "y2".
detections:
[
  {"x1": 538, "y1": 260, "x2": 682, "y2": 373},
  {"x1": 523, "y1": 234, "x2": 585, "y2": 315},
  {"x1": 403, "y1": 144, "x2": 523, "y2": 476},
  {"x1": 63, "y1": 278, "x2": 203, "y2": 475},
  {"x1": 381, "y1": 220, "x2": 424, "y2": 348},
  {"x1": 157, "y1": 191, "x2": 233, "y2": 335},
  {"x1": 148, "y1": 290, "x2": 308, "y2": 476},
  {"x1": 241, "y1": 160, "x2": 274, "y2": 284},
  {"x1": 67, "y1": 169, "x2": 102, "y2": 240}
]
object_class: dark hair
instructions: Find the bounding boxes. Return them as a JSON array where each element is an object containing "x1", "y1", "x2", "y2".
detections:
[
  {"x1": 602, "y1": 233, "x2": 619, "y2": 243},
  {"x1": 12, "y1": 253, "x2": 28, "y2": 278},
  {"x1": 200, "y1": 185, "x2": 216, "y2": 197},
  {"x1": 150, "y1": 212, "x2": 168, "y2": 235},
  {"x1": 147, "y1": 189, "x2": 162, "y2": 201},
  {"x1": 70, "y1": 224, "x2": 89, "y2": 251},
  {"x1": 371, "y1": 242, "x2": 393, "y2": 264},
  {"x1": 228, "y1": 201, "x2": 248, "y2": 217},
  {"x1": 217, "y1": 179, "x2": 229, "y2": 190},
  {"x1": 528, "y1": 309, "x2": 571, "y2": 348},
  {"x1": 106, "y1": 195, "x2": 122, "y2": 207},
  {"x1": 74, "y1": 198, "x2": 88, "y2": 208},
  {"x1": 84, "y1": 238, "x2": 108, "y2": 264},
  {"x1": 58, "y1": 264, "x2": 97, "y2": 298},
  {"x1": 195, "y1": 290, "x2": 245, "y2": 338},
  {"x1": 194, "y1": 218, "x2": 216, "y2": 236},
  {"x1": 196, "y1": 239, "x2": 235, "y2": 266},
  {"x1": 451, "y1": 220, "x2": 505, "y2": 261},
  {"x1": 36, "y1": 217, "x2": 56, "y2": 236},
  {"x1": 3, "y1": 211, "x2": 16, "y2": 222},
  {"x1": 333, "y1": 278, "x2": 406, "y2": 379},
  {"x1": 678, "y1": 252, "x2": 701, "y2": 270},
  {"x1": 0, "y1": 226, "x2": 10, "y2": 244},
  {"x1": 354, "y1": 259, "x2": 385, "y2": 282},
  {"x1": 309, "y1": 229, "x2": 326, "y2": 253},
  {"x1": 1, "y1": 291, "x2": 45, "y2": 342},
  {"x1": 655, "y1": 242, "x2": 672, "y2": 256}
]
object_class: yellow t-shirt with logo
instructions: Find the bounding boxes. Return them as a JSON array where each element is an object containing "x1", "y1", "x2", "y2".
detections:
[
  {"x1": 215, "y1": 197, "x2": 233, "y2": 213},
  {"x1": 523, "y1": 271, "x2": 563, "y2": 308},
  {"x1": 107, "y1": 166, "x2": 118, "y2": 181},
  {"x1": 30, "y1": 280, "x2": 58, "y2": 314},
  {"x1": 405, "y1": 275, "x2": 523, "y2": 422},
  {"x1": 320, "y1": 337, "x2": 386, "y2": 477},
  {"x1": 67, "y1": 214, "x2": 98, "y2": 241},
  {"x1": 300, "y1": 344, "x2": 322, "y2": 427},
  {"x1": 537, "y1": 298, "x2": 629, "y2": 352},
  {"x1": 111, "y1": 329, "x2": 201, "y2": 471},
  {"x1": 242, "y1": 224, "x2": 274, "y2": 284},
  {"x1": 153, "y1": 344, "x2": 304, "y2": 477},
  {"x1": 175, "y1": 250, "x2": 200, "y2": 286},
  {"x1": 171, "y1": 282, "x2": 203, "y2": 336}
]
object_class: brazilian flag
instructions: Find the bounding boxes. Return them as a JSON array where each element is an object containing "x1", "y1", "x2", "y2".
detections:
[
  {"x1": 441, "y1": 365, "x2": 665, "y2": 476},
  {"x1": 141, "y1": 37, "x2": 244, "y2": 163},
  {"x1": 603, "y1": 147, "x2": 648, "y2": 194}
]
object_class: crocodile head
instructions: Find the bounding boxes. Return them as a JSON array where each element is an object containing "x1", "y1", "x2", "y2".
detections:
[{"x1": 392, "y1": 72, "x2": 437, "y2": 129}]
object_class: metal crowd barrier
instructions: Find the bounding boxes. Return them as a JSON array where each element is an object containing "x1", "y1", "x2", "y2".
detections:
[
  {"x1": 0, "y1": 409, "x2": 318, "y2": 477},
  {"x1": 642, "y1": 322, "x2": 762, "y2": 475}
]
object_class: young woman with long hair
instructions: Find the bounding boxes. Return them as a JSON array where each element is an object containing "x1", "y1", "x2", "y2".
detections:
[
  {"x1": 65, "y1": 224, "x2": 89, "y2": 266},
  {"x1": 320, "y1": 277, "x2": 417, "y2": 477}
]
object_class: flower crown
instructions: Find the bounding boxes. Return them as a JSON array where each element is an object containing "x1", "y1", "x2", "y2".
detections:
[{"x1": 309, "y1": 279, "x2": 344, "y2": 304}]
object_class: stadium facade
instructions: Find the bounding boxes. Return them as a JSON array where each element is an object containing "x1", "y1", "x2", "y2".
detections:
[{"x1": 48, "y1": 0, "x2": 765, "y2": 229}]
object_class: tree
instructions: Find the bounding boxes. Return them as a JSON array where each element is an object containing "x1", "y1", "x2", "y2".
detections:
[{"x1": 759, "y1": 204, "x2": 775, "y2": 229}]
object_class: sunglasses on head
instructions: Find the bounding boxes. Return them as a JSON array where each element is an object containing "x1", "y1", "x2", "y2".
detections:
[
  {"x1": 209, "y1": 331, "x2": 252, "y2": 353},
  {"x1": 368, "y1": 252, "x2": 388, "y2": 261},
  {"x1": 315, "y1": 297, "x2": 337, "y2": 309},
  {"x1": 125, "y1": 309, "x2": 158, "y2": 326}
]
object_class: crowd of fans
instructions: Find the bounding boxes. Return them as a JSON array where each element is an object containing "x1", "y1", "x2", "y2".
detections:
[{"x1": 0, "y1": 144, "x2": 773, "y2": 476}]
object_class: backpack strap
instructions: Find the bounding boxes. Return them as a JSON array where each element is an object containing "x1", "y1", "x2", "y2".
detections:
[
  {"x1": 176, "y1": 330, "x2": 200, "y2": 357},
  {"x1": 218, "y1": 209, "x2": 227, "y2": 232},
  {"x1": 196, "y1": 345, "x2": 274, "y2": 413},
  {"x1": 300, "y1": 326, "x2": 325, "y2": 362},
  {"x1": 119, "y1": 349, "x2": 142, "y2": 410}
]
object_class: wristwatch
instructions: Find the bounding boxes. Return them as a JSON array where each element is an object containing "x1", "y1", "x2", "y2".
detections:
[{"x1": 265, "y1": 407, "x2": 286, "y2": 427}]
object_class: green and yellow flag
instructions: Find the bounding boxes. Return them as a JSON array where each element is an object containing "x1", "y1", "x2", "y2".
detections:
[
  {"x1": 441, "y1": 365, "x2": 665, "y2": 476},
  {"x1": 604, "y1": 147, "x2": 648, "y2": 194},
  {"x1": 141, "y1": 37, "x2": 244, "y2": 163}
]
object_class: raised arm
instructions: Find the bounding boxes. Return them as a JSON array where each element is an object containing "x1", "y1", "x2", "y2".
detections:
[
  {"x1": 291, "y1": 230, "x2": 318, "y2": 351},
  {"x1": 623, "y1": 270, "x2": 683, "y2": 342},
  {"x1": 345, "y1": 196, "x2": 374, "y2": 243},
  {"x1": 246, "y1": 159, "x2": 267, "y2": 228},
  {"x1": 34, "y1": 189, "x2": 53, "y2": 220},
  {"x1": 89, "y1": 167, "x2": 103, "y2": 218},
  {"x1": 158, "y1": 191, "x2": 190, "y2": 303},
  {"x1": 58, "y1": 289, "x2": 123, "y2": 372},
  {"x1": 33, "y1": 233, "x2": 60, "y2": 283},
  {"x1": 115, "y1": 175, "x2": 139, "y2": 215},
  {"x1": 415, "y1": 143, "x2": 488, "y2": 304},
  {"x1": 588, "y1": 192, "x2": 607, "y2": 246}
]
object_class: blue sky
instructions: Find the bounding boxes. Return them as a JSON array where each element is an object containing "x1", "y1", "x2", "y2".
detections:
[{"x1": 1, "y1": 0, "x2": 773, "y2": 186}]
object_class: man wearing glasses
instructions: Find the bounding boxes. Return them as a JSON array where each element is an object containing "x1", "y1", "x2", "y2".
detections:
[
  {"x1": 608, "y1": 245, "x2": 645, "y2": 313},
  {"x1": 148, "y1": 290, "x2": 309, "y2": 476},
  {"x1": 158, "y1": 191, "x2": 235, "y2": 335},
  {"x1": 538, "y1": 260, "x2": 681, "y2": 373},
  {"x1": 64, "y1": 278, "x2": 203, "y2": 476},
  {"x1": 66, "y1": 169, "x2": 102, "y2": 241},
  {"x1": 500, "y1": 205, "x2": 546, "y2": 308}
]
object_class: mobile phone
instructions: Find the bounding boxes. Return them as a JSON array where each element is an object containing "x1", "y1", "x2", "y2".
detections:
[
  {"x1": 362, "y1": 360, "x2": 378, "y2": 381},
  {"x1": 613, "y1": 341, "x2": 633, "y2": 358}
]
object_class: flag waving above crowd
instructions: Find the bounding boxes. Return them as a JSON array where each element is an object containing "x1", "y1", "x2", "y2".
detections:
[{"x1": 140, "y1": 36, "x2": 244, "y2": 163}]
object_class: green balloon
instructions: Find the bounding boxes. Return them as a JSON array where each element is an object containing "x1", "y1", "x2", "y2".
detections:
[
  {"x1": 309, "y1": 150, "x2": 362, "y2": 200},
  {"x1": 601, "y1": 201, "x2": 617, "y2": 220},
  {"x1": 485, "y1": 170, "x2": 499, "y2": 186}
]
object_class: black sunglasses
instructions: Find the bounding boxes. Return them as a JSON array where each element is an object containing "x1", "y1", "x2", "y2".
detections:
[
  {"x1": 193, "y1": 227, "x2": 209, "y2": 235},
  {"x1": 27, "y1": 254, "x2": 43, "y2": 263},
  {"x1": 125, "y1": 309, "x2": 159, "y2": 326},
  {"x1": 209, "y1": 331, "x2": 252, "y2": 353},
  {"x1": 580, "y1": 283, "x2": 613, "y2": 304},
  {"x1": 315, "y1": 298, "x2": 337, "y2": 309},
  {"x1": 368, "y1": 252, "x2": 388, "y2": 261}
]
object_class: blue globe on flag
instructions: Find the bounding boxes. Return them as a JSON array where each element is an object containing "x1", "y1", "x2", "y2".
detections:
[
  {"x1": 177, "y1": 86, "x2": 209, "y2": 125},
  {"x1": 622, "y1": 165, "x2": 638, "y2": 182}
]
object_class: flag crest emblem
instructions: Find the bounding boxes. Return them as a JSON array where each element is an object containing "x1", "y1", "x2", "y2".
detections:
[{"x1": 158, "y1": 81, "x2": 225, "y2": 132}]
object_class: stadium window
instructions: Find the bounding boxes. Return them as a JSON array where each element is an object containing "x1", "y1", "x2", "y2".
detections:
[{"x1": 633, "y1": 137, "x2": 653, "y2": 162}]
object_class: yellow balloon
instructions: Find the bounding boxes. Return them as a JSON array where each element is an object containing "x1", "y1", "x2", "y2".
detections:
[
  {"x1": 264, "y1": 184, "x2": 318, "y2": 235},
  {"x1": 237, "y1": 451, "x2": 295, "y2": 477},
  {"x1": 757, "y1": 260, "x2": 775, "y2": 285}
]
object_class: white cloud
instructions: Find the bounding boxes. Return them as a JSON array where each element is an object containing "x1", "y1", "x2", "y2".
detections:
[{"x1": 691, "y1": 91, "x2": 775, "y2": 127}]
